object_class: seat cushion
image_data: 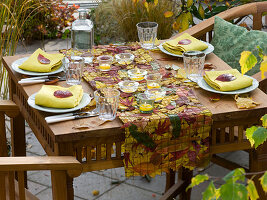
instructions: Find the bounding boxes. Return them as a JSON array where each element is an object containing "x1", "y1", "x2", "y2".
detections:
[{"x1": 211, "y1": 16, "x2": 267, "y2": 76}]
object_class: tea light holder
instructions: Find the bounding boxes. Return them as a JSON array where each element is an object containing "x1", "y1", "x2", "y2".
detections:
[
  {"x1": 128, "y1": 68, "x2": 147, "y2": 81},
  {"x1": 115, "y1": 53, "x2": 135, "y2": 65},
  {"x1": 145, "y1": 88, "x2": 166, "y2": 102},
  {"x1": 146, "y1": 73, "x2": 162, "y2": 89},
  {"x1": 97, "y1": 55, "x2": 113, "y2": 71},
  {"x1": 118, "y1": 80, "x2": 139, "y2": 93},
  {"x1": 137, "y1": 93, "x2": 155, "y2": 114}
]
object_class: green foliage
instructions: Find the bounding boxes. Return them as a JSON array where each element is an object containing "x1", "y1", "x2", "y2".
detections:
[
  {"x1": 260, "y1": 172, "x2": 267, "y2": 192},
  {"x1": 202, "y1": 181, "x2": 217, "y2": 200},
  {"x1": 261, "y1": 114, "x2": 267, "y2": 128},
  {"x1": 246, "y1": 126, "x2": 257, "y2": 147},
  {"x1": 247, "y1": 180, "x2": 259, "y2": 200},
  {"x1": 187, "y1": 174, "x2": 209, "y2": 191},
  {"x1": 239, "y1": 51, "x2": 258, "y2": 75},
  {"x1": 220, "y1": 182, "x2": 247, "y2": 200},
  {"x1": 223, "y1": 168, "x2": 246, "y2": 183},
  {"x1": 252, "y1": 127, "x2": 267, "y2": 149},
  {"x1": 21, "y1": 0, "x2": 78, "y2": 42}
]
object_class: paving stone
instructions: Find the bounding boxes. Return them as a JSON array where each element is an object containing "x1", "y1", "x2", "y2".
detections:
[
  {"x1": 73, "y1": 172, "x2": 116, "y2": 200},
  {"x1": 224, "y1": 150, "x2": 249, "y2": 168},
  {"x1": 95, "y1": 183, "x2": 161, "y2": 200},
  {"x1": 200, "y1": 163, "x2": 230, "y2": 186},
  {"x1": 26, "y1": 132, "x2": 46, "y2": 156},
  {"x1": 35, "y1": 188, "x2": 53, "y2": 200},
  {"x1": 93, "y1": 167, "x2": 126, "y2": 181},
  {"x1": 28, "y1": 170, "x2": 52, "y2": 187},
  {"x1": 125, "y1": 174, "x2": 166, "y2": 195},
  {"x1": 27, "y1": 180, "x2": 47, "y2": 195}
]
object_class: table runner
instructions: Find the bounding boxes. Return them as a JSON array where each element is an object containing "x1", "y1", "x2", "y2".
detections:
[{"x1": 63, "y1": 44, "x2": 212, "y2": 177}]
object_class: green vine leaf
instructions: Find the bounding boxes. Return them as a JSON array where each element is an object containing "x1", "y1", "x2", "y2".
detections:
[
  {"x1": 186, "y1": 174, "x2": 209, "y2": 191},
  {"x1": 252, "y1": 127, "x2": 267, "y2": 149},
  {"x1": 247, "y1": 179, "x2": 259, "y2": 200},
  {"x1": 223, "y1": 168, "x2": 245, "y2": 183},
  {"x1": 239, "y1": 51, "x2": 257, "y2": 75},
  {"x1": 260, "y1": 171, "x2": 267, "y2": 192},
  {"x1": 261, "y1": 114, "x2": 267, "y2": 128},
  {"x1": 202, "y1": 181, "x2": 216, "y2": 200},
  {"x1": 246, "y1": 126, "x2": 257, "y2": 147},
  {"x1": 220, "y1": 182, "x2": 248, "y2": 200}
]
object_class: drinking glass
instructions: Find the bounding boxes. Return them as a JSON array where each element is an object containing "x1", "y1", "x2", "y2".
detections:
[
  {"x1": 65, "y1": 56, "x2": 84, "y2": 85},
  {"x1": 183, "y1": 51, "x2": 206, "y2": 83},
  {"x1": 136, "y1": 22, "x2": 158, "y2": 50},
  {"x1": 94, "y1": 88, "x2": 120, "y2": 121}
]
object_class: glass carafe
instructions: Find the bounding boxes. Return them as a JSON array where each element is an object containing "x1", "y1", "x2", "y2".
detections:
[{"x1": 71, "y1": 9, "x2": 94, "y2": 52}]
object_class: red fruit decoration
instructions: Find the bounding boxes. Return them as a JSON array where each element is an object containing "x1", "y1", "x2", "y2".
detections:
[
  {"x1": 54, "y1": 90, "x2": 73, "y2": 98},
  {"x1": 37, "y1": 54, "x2": 51, "y2": 64},
  {"x1": 178, "y1": 39, "x2": 191, "y2": 45},
  {"x1": 215, "y1": 74, "x2": 236, "y2": 82}
]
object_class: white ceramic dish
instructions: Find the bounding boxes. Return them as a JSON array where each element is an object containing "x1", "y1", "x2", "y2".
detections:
[
  {"x1": 158, "y1": 41, "x2": 214, "y2": 58},
  {"x1": 12, "y1": 57, "x2": 64, "y2": 76},
  {"x1": 27, "y1": 93, "x2": 91, "y2": 113},
  {"x1": 197, "y1": 75, "x2": 259, "y2": 94}
]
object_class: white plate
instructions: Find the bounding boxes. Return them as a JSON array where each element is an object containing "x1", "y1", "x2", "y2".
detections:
[
  {"x1": 12, "y1": 57, "x2": 64, "y2": 76},
  {"x1": 197, "y1": 75, "x2": 259, "y2": 94},
  {"x1": 158, "y1": 41, "x2": 214, "y2": 58},
  {"x1": 27, "y1": 93, "x2": 91, "y2": 113}
]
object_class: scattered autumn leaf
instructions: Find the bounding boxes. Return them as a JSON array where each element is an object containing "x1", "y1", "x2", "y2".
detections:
[
  {"x1": 164, "y1": 11, "x2": 173, "y2": 18},
  {"x1": 235, "y1": 94, "x2": 260, "y2": 109}
]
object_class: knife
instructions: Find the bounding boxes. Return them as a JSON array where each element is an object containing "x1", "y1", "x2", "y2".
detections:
[
  {"x1": 18, "y1": 76, "x2": 66, "y2": 85},
  {"x1": 46, "y1": 112, "x2": 98, "y2": 124}
]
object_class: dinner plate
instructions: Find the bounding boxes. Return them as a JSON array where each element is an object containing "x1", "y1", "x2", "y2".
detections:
[
  {"x1": 158, "y1": 41, "x2": 214, "y2": 58},
  {"x1": 27, "y1": 93, "x2": 91, "y2": 113},
  {"x1": 197, "y1": 75, "x2": 259, "y2": 94},
  {"x1": 12, "y1": 57, "x2": 64, "y2": 76}
]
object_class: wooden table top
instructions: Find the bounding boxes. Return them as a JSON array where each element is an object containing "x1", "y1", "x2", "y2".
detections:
[{"x1": 3, "y1": 51, "x2": 267, "y2": 142}]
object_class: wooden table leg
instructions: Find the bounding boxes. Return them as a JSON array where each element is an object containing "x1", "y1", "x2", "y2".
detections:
[
  {"x1": 178, "y1": 167, "x2": 193, "y2": 200},
  {"x1": 165, "y1": 169, "x2": 175, "y2": 192},
  {"x1": 249, "y1": 143, "x2": 267, "y2": 199}
]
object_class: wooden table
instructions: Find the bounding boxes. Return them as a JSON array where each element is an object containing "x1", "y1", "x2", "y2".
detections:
[{"x1": 3, "y1": 51, "x2": 267, "y2": 199}]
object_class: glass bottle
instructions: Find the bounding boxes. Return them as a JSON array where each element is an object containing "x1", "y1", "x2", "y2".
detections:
[{"x1": 71, "y1": 9, "x2": 94, "y2": 52}]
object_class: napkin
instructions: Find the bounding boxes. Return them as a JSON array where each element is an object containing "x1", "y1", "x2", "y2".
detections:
[
  {"x1": 203, "y1": 69, "x2": 253, "y2": 91},
  {"x1": 162, "y1": 33, "x2": 208, "y2": 55},
  {"x1": 35, "y1": 85, "x2": 83, "y2": 108},
  {"x1": 19, "y1": 48, "x2": 64, "y2": 72}
]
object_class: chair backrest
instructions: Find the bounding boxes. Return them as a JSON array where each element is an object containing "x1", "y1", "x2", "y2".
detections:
[{"x1": 0, "y1": 100, "x2": 82, "y2": 200}]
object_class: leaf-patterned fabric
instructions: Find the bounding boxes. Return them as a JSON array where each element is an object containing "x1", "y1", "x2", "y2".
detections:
[
  {"x1": 62, "y1": 44, "x2": 212, "y2": 177},
  {"x1": 211, "y1": 16, "x2": 267, "y2": 76}
]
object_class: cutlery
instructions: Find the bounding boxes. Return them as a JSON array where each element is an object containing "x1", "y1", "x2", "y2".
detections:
[
  {"x1": 19, "y1": 76, "x2": 66, "y2": 85},
  {"x1": 45, "y1": 109, "x2": 98, "y2": 124}
]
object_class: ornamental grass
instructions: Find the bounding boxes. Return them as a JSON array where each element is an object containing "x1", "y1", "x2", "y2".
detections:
[{"x1": 94, "y1": 0, "x2": 179, "y2": 43}]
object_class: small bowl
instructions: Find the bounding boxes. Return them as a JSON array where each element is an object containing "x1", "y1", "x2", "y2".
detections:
[
  {"x1": 115, "y1": 53, "x2": 134, "y2": 65},
  {"x1": 118, "y1": 80, "x2": 139, "y2": 93},
  {"x1": 145, "y1": 88, "x2": 166, "y2": 102},
  {"x1": 128, "y1": 68, "x2": 147, "y2": 81},
  {"x1": 97, "y1": 55, "x2": 113, "y2": 71}
]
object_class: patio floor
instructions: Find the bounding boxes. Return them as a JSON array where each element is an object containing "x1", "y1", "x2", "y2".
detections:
[{"x1": 5, "y1": 38, "x2": 251, "y2": 200}]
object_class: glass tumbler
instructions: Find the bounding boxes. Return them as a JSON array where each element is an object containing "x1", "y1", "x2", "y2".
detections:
[
  {"x1": 138, "y1": 93, "x2": 155, "y2": 114},
  {"x1": 183, "y1": 51, "x2": 206, "y2": 83},
  {"x1": 65, "y1": 56, "x2": 84, "y2": 85},
  {"x1": 94, "y1": 88, "x2": 120, "y2": 121},
  {"x1": 136, "y1": 22, "x2": 158, "y2": 50},
  {"x1": 146, "y1": 73, "x2": 162, "y2": 89}
]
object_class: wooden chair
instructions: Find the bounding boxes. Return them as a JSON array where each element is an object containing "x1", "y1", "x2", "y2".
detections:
[
  {"x1": 0, "y1": 100, "x2": 82, "y2": 200},
  {"x1": 161, "y1": 2, "x2": 267, "y2": 200}
]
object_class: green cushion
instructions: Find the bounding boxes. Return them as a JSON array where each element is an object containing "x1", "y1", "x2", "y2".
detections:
[{"x1": 211, "y1": 16, "x2": 267, "y2": 76}]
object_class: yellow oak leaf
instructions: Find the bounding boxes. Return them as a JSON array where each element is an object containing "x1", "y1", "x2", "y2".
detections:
[
  {"x1": 235, "y1": 94, "x2": 260, "y2": 109},
  {"x1": 260, "y1": 57, "x2": 267, "y2": 79},
  {"x1": 187, "y1": 0, "x2": 194, "y2": 8},
  {"x1": 198, "y1": 4, "x2": 205, "y2": 19},
  {"x1": 164, "y1": 11, "x2": 173, "y2": 18}
]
